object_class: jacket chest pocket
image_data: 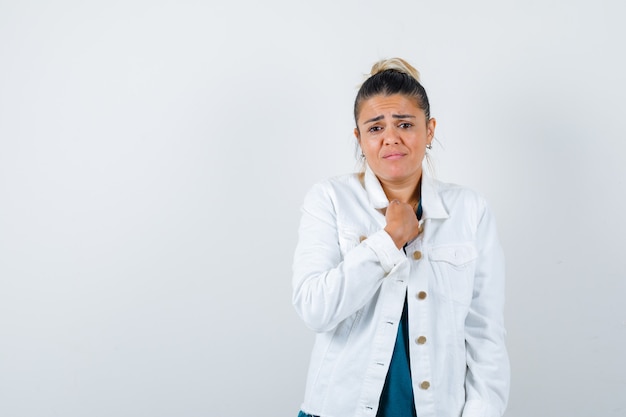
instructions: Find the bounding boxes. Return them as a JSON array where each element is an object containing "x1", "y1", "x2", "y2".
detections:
[
  {"x1": 337, "y1": 226, "x2": 373, "y2": 256},
  {"x1": 428, "y1": 243, "x2": 477, "y2": 306}
]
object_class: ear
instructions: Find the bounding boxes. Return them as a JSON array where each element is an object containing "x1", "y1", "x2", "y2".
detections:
[
  {"x1": 427, "y1": 118, "x2": 437, "y2": 143},
  {"x1": 354, "y1": 127, "x2": 361, "y2": 143}
]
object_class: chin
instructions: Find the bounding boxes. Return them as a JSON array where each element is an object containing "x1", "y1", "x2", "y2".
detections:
[{"x1": 381, "y1": 169, "x2": 421, "y2": 183}]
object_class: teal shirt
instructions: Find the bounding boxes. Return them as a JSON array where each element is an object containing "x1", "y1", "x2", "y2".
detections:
[{"x1": 376, "y1": 297, "x2": 417, "y2": 417}]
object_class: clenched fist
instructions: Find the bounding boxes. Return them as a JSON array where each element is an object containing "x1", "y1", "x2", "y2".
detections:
[{"x1": 384, "y1": 200, "x2": 420, "y2": 249}]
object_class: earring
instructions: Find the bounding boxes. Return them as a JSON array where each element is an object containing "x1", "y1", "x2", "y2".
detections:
[{"x1": 426, "y1": 143, "x2": 432, "y2": 150}]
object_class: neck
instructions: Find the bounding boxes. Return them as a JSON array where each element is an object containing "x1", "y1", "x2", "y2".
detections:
[{"x1": 381, "y1": 176, "x2": 422, "y2": 206}]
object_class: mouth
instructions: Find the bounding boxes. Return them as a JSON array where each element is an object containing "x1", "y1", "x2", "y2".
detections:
[{"x1": 383, "y1": 152, "x2": 406, "y2": 160}]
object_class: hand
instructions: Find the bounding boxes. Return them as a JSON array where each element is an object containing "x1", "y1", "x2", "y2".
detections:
[{"x1": 384, "y1": 200, "x2": 420, "y2": 249}]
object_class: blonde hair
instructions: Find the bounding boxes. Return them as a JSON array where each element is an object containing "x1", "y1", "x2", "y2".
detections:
[{"x1": 369, "y1": 57, "x2": 421, "y2": 83}]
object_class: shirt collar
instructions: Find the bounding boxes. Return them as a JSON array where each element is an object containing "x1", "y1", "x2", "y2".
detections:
[{"x1": 363, "y1": 162, "x2": 449, "y2": 220}]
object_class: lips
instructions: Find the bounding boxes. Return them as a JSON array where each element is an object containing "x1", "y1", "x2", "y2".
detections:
[{"x1": 383, "y1": 152, "x2": 406, "y2": 160}]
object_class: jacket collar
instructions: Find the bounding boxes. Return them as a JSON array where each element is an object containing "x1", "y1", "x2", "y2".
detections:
[{"x1": 363, "y1": 163, "x2": 449, "y2": 220}]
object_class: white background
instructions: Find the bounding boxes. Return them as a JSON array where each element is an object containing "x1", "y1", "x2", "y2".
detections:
[{"x1": 1, "y1": 1, "x2": 625, "y2": 416}]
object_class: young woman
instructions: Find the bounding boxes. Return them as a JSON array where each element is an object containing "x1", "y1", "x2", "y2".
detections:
[{"x1": 292, "y1": 58, "x2": 510, "y2": 417}]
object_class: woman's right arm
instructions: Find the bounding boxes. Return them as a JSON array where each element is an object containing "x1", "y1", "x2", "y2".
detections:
[{"x1": 292, "y1": 182, "x2": 406, "y2": 333}]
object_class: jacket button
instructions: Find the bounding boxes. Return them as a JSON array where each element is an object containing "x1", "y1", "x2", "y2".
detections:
[
  {"x1": 416, "y1": 336, "x2": 427, "y2": 345},
  {"x1": 420, "y1": 381, "x2": 431, "y2": 390},
  {"x1": 412, "y1": 251, "x2": 422, "y2": 260},
  {"x1": 417, "y1": 291, "x2": 427, "y2": 300}
]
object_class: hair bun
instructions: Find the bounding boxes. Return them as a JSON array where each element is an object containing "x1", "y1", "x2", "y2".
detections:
[{"x1": 370, "y1": 57, "x2": 421, "y2": 82}]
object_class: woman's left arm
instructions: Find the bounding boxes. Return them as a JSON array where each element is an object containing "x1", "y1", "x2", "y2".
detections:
[{"x1": 462, "y1": 200, "x2": 510, "y2": 417}]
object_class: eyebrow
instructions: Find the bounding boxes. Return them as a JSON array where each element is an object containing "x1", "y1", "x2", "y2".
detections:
[{"x1": 364, "y1": 114, "x2": 416, "y2": 124}]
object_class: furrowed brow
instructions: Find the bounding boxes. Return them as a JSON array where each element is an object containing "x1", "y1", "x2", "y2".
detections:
[
  {"x1": 364, "y1": 115, "x2": 384, "y2": 124},
  {"x1": 392, "y1": 114, "x2": 416, "y2": 119}
]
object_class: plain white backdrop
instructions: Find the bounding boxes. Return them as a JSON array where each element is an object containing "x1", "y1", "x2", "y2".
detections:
[{"x1": 1, "y1": 1, "x2": 625, "y2": 416}]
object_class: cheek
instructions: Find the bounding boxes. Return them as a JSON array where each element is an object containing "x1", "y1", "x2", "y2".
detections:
[{"x1": 362, "y1": 143, "x2": 381, "y2": 157}]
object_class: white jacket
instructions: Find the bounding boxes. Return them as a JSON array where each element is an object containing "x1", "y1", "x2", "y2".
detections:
[{"x1": 292, "y1": 164, "x2": 510, "y2": 417}]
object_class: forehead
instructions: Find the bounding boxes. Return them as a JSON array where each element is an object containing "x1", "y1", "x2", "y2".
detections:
[{"x1": 358, "y1": 94, "x2": 424, "y2": 122}]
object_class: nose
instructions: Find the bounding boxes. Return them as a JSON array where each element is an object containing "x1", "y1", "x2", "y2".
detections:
[{"x1": 383, "y1": 129, "x2": 400, "y2": 145}]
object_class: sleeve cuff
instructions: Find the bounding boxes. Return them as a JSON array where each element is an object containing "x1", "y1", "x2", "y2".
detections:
[{"x1": 362, "y1": 229, "x2": 406, "y2": 273}]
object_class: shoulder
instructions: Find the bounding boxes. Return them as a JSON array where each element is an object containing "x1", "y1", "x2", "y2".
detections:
[
  {"x1": 435, "y1": 179, "x2": 486, "y2": 202},
  {"x1": 431, "y1": 178, "x2": 492, "y2": 220},
  {"x1": 313, "y1": 172, "x2": 362, "y2": 190},
  {"x1": 304, "y1": 172, "x2": 364, "y2": 203},
  {"x1": 299, "y1": 172, "x2": 365, "y2": 225}
]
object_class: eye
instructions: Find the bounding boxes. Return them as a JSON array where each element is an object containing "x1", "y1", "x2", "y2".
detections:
[
  {"x1": 368, "y1": 125, "x2": 383, "y2": 133},
  {"x1": 398, "y1": 122, "x2": 413, "y2": 129}
]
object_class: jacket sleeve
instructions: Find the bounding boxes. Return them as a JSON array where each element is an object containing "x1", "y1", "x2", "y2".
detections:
[
  {"x1": 292, "y1": 182, "x2": 406, "y2": 333},
  {"x1": 462, "y1": 199, "x2": 510, "y2": 417}
]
